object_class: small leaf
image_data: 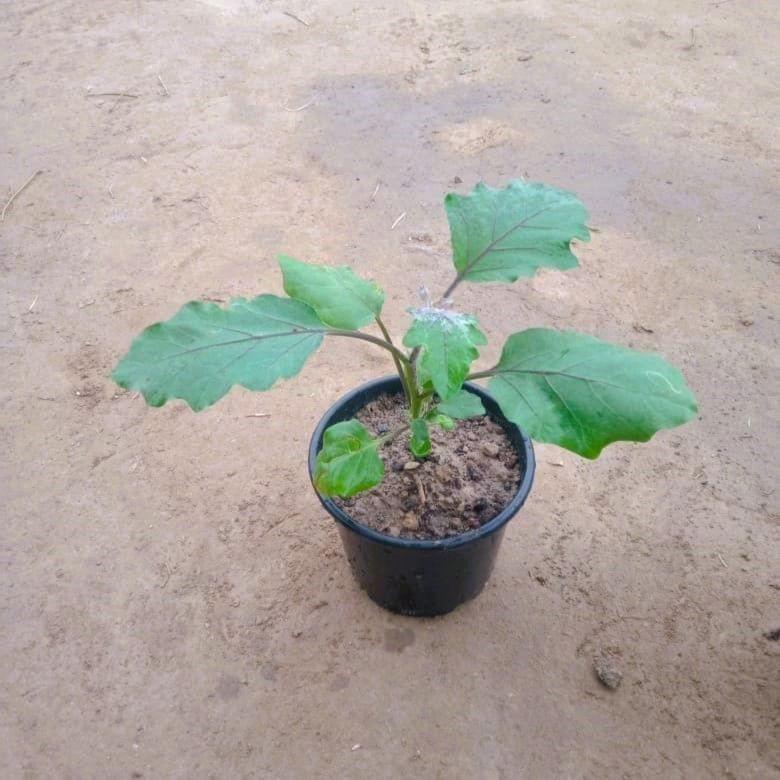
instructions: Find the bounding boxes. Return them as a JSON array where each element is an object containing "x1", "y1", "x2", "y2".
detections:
[
  {"x1": 445, "y1": 180, "x2": 590, "y2": 284},
  {"x1": 410, "y1": 418, "x2": 432, "y2": 458},
  {"x1": 403, "y1": 307, "x2": 487, "y2": 400},
  {"x1": 313, "y1": 420, "x2": 385, "y2": 497},
  {"x1": 488, "y1": 328, "x2": 698, "y2": 458},
  {"x1": 428, "y1": 413, "x2": 455, "y2": 431},
  {"x1": 279, "y1": 255, "x2": 385, "y2": 330},
  {"x1": 436, "y1": 389, "x2": 486, "y2": 419},
  {"x1": 112, "y1": 295, "x2": 325, "y2": 411}
]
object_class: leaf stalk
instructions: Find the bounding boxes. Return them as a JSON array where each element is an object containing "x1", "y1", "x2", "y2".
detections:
[{"x1": 325, "y1": 328, "x2": 411, "y2": 368}]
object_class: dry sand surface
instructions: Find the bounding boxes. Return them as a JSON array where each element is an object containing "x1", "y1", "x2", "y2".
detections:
[{"x1": 2, "y1": 1, "x2": 779, "y2": 777}]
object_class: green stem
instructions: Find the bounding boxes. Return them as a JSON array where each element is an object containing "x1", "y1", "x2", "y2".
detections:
[
  {"x1": 407, "y1": 346, "x2": 425, "y2": 419},
  {"x1": 375, "y1": 317, "x2": 412, "y2": 406},
  {"x1": 326, "y1": 324, "x2": 426, "y2": 419}
]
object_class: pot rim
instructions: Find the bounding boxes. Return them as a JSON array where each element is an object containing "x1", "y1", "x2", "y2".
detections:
[{"x1": 308, "y1": 376, "x2": 536, "y2": 551}]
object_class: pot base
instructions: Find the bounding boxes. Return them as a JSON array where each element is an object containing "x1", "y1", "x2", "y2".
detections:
[{"x1": 337, "y1": 524, "x2": 506, "y2": 616}]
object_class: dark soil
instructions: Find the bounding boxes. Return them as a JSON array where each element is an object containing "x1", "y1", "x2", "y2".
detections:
[{"x1": 334, "y1": 393, "x2": 523, "y2": 540}]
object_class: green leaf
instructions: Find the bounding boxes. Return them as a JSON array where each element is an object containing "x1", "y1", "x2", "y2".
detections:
[
  {"x1": 445, "y1": 180, "x2": 590, "y2": 284},
  {"x1": 112, "y1": 294, "x2": 325, "y2": 411},
  {"x1": 428, "y1": 413, "x2": 455, "y2": 431},
  {"x1": 436, "y1": 389, "x2": 486, "y2": 419},
  {"x1": 410, "y1": 418, "x2": 432, "y2": 458},
  {"x1": 487, "y1": 329, "x2": 698, "y2": 458},
  {"x1": 403, "y1": 308, "x2": 487, "y2": 400},
  {"x1": 279, "y1": 255, "x2": 384, "y2": 330},
  {"x1": 313, "y1": 420, "x2": 385, "y2": 497}
]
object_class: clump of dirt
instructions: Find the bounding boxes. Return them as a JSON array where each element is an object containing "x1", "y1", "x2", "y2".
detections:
[{"x1": 333, "y1": 393, "x2": 523, "y2": 540}]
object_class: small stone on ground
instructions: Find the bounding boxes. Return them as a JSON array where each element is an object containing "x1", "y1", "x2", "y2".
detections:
[{"x1": 595, "y1": 658, "x2": 623, "y2": 690}]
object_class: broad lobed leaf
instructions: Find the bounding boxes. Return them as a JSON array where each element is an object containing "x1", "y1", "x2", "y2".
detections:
[
  {"x1": 279, "y1": 255, "x2": 384, "y2": 330},
  {"x1": 314, "y1": 420, "x2": 385, "y2": 497},
  {"x1": 445, "y1": 180, "x2": 590, "y2": 285},
  {"x1": 112, "y1": 294, "x2": 325, "y2": 411},
  {"x1": 403, "y1": 307, "x2": 487, "y2": 400},
  {"x1": 488, "y1": 328, "x2": 698, "y2": 458}
]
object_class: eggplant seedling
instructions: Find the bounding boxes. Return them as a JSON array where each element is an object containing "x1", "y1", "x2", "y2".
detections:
[{"x1": 112, "y1": 180, "x2": 698, "y2": 498}]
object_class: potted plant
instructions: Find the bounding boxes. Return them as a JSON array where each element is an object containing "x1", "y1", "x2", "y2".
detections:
[{"x1": 112, "y1": 180, "x2": 698, "y2": 616}]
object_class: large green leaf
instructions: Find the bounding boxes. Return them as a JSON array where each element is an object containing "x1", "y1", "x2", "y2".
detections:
[
  {"x1": 435, "y1": 389, "x2": 486, "y2": 419},
  {"x1": 445, "y1": 180, "x2": 590, "y2": 284},
  {"x1": 313, "y1": 420, "x2": 385, "y2": 497},
  {"x1": 403, "y1": 308, "x2": 487, "y2": 400},
  {"x1": 112, "y1": 295, "x2": 325, "y2": 411},
  {"x1": 487, "y1": 329, "x2": 698, "y2": 458},
  {"x1": 279, "y1": 255, "x2": 384, "y2": 330}
]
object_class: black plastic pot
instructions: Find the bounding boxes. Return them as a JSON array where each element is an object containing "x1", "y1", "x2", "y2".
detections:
[{"x1": 308, "y1": 376, "x2": 535, "y2": 617}]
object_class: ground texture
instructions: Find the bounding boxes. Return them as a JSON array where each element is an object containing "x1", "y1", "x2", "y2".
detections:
[{"x1": 1, "y1": 1, "x2": 778, "y2": 777}]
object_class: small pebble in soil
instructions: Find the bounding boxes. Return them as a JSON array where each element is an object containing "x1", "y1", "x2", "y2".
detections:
[
  {"x1": 595, "y1": 658, "x2": 622, "y2": 690},
  {"x1": 403, "y1": 461, "x2": 421, "y2": 471},
  {"x1": 387, "y1": 526, "x2": 401, "y2": 537},
  {"x1": 481, "y1": 442, "x2": 500, "y2": 457}
]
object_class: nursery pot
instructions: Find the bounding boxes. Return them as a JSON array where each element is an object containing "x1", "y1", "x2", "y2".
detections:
[{"x1": 308, "y1": 377, "x2": 535, "y2": 617}]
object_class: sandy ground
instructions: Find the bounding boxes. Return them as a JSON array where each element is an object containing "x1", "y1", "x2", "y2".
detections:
[{"x1": 2, "y1": 1, "x2": 779, "y2": 777}]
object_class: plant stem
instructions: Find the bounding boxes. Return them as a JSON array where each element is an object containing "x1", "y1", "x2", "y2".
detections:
[
  {"x1": 407, "y1": 346, "x2": 425, "y2": 418},
  {"x1": 375, "y1": 316, "x2": 412, "y2": 405},
  {"x1": 326, "y1": 325, "x2": 426, "y2": 419},
  {"x1": 374, "y1": 317, "x2": 427, "y2": 418}
]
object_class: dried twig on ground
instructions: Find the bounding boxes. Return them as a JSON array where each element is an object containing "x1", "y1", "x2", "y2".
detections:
[
  {"x1": 283, "y1": 10, "x2": 310, "y2": 26},
  {"x1": 284, "y1": 97, "x2": 315, "y2": 112},
  {"x1": 85, "y1": 91, "x2": 139, "y2": 99},
  {"x1": 2, "y1": 170, "x2": 43, "y2": 221},
  {"x1": 391, "y1": 212, "x2": 406, "y2": 230}
]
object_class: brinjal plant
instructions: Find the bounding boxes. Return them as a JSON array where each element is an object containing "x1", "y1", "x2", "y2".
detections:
[{"x1": 112, "y1": 180, "x2": 698, "y2": 498}]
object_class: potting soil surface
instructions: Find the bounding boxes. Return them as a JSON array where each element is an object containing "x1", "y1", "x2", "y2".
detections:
[{"x1": 335, "y1": 393, "x2": 522, "y2": 539}]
